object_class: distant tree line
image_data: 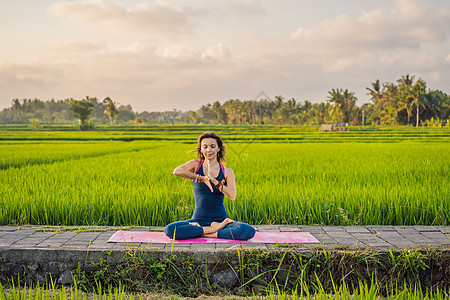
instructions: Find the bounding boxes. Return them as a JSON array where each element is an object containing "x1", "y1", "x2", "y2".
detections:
[
  {"x1": 0, "y1": 96, "x2": 189, "y2": 126},
  {"x1": 1, "y1": 74, "x2": 449, "y2": 127},
  {"x1": 195, "y1": 75, "x2": 449, "y2": 126}
]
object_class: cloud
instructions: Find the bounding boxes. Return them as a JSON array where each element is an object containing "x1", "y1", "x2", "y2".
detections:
[
  {"x1": 161, "y1": 43, "x2": 232, "y2": 65},
  {"x1": 0, "y1": 41, "x2": 238, "y2": 111},
  {"x1": 202, "y1": 44, "x2": 231, "y2": 62},
  {"x1": 50, "y1": 41, "x2": 103, "y2": 52},
  {"x1": 289, "y1": 0, "x2": 450, "y2": 54},
  {"x1": 285, "y1": 0, "x2": 450, "y2": 98},
  {"x1": 48, "y1": 0, "x2": 195, "y2": 36},
  {"x1": 2, "y1": 0, "x2": 450, "y2": 111},
  {"x1": 0, "y1": 61, "x2": 67, "y2": 100},
  {"x1": 230, "y1": 0, "x2": 267, "y2": 16},
  {"x1": 163, "y1": 44, "x2": 201, "y2": 61}
]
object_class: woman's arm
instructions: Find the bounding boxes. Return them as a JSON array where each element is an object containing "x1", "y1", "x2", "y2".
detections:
[
  {"x1": 222, "y1": 168, "x2": 237, "y2": 200},
  {"x1": 173, "y1": 160, "x2": 214, "y2": 192},
  {"x1": 173, "y1": 160, "x2": 199, "y2": 180},
  {"x1": 207, "y1": 167, "x2": 236, "y2": 201}
]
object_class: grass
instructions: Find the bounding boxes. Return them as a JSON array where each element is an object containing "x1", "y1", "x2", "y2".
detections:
[
  {"x1": 1, "y1": 247, "x2": 449, "y2": 299},
  {"x1": 0, "y1": 141, "x2": 156, "y2": 170},
  {"x1": 0, "y1": 125, "x2": 448, "y2": 226},
  {"x1": 1, "y1": 281, "x2": 448, "y2": 299},
  {"x1": 1, "y1": 125, "x2": 448, "y2": 299},
  {"x1": 0, "y1": 124, "x2": 448, "y2": 143},
  {"x1": 0, "y1": 280, "x2": 138, "y2": 300}
]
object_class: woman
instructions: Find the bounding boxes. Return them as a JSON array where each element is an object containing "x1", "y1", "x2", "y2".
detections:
[{"x1": 164, "y1": 132, "x2": 255, "y2": 240}]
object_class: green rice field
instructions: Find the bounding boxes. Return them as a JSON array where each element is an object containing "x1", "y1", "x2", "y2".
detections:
[{"x1": 0, "y1": 125, "x2": 449, "y2": 226}]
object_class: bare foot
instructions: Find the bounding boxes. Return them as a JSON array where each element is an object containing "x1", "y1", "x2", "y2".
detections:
[
  {"x1": 189, "y1": 222, "x2": 200, "y2": 227},
  {"x1": 209, "y1": 221, "x2": 220, "y2": 231},
  {"x1": 201, "y1": 222, "x2": 219, "y2": 238},
  {"x1": 202, "y1": 219, "x2": 234, "y2": 238},
  {"x1": 202, "y1": 232, "x2": 218, "y2": 238},
  {"x1": 218, "y1": 218, "x2": 234, "y2": 230},
  {"x1": 199, "y1": 219, "x2": 235, "y2": 238}
]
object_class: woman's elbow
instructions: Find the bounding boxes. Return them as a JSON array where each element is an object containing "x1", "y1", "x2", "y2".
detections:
[{"x1": 229, "y1": 194, "x2": 237, "y2": 201}]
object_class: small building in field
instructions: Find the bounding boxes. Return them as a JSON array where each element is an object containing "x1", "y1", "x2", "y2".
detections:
[{"x1": 320, "y1": 124, "x2": 334, "y2": 132}]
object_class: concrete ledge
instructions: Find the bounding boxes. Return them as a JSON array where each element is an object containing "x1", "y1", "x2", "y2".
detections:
[{"x1": 0, "y1": 225, "x2": 449, "y2": 286}]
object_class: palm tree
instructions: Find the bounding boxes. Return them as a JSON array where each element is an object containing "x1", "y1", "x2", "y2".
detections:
[
  {"x1": 327, "y1": 88, "x2": 356, "y2": 124},
  {"x1": 69, "y1": 99, "x2": 95, "y2": 130},
  {"x1": 297, "y1": 100, "x2": 313, "y2": 125},
  {"x1": 397, "y1": 74, "x2": 415, "y2": 87},
  {"x1": 212, "y1": 101, "x2": 227, "y2": 124},
  {"x1": 327, "y1": 89, "x2": 343, "y2": 124},
  {"x1": 12, "y1": 99, "x2": 22, "y2": 111},
  {"x1": 286, "y1": 98, "x2": 298, "y2": 124},
  {"x1": 245, "y1": 100, "x2": 258, "y2": 124},
  {"x1": 10, "y1": 98, "x2": 23, "y2": 124},
  {"x1": 257, "y1": 99, "x2": 272, "y2": 124},
  {"x1": 396, "y1": 75, "x2": 416, "y2": 125},
  {"x1": 342, "y1": 89, "x2": 357, "y2": 125},
  {"x1": 366, "y1": 80, "x2": 385, "y2": 125},
  {"x1": 314, "y1": 102, "x2": 328, "y2": 124},
  {"x1": 223, "y1": 99, "x2": 243, "y2": 124},
  {"x1": 103, "y1": 97, "x2": 119, "y2": 125},
  {"x1": 361, "y1": 103, "x2": 373, "y2": 125},
  {"x1": 198, "y1": 103, "x2": 216, "y2": 123},
  {"x1": 424, "y1": 90, "x2": 449, "y2": 121},
  {"x1": 411, "y1": 78, "x2": 427, "y2": 127},
  {"x1": 274, "y1": 95, "x2": 284, "y2": 110},
  {"x1": 400, "y1": 92, "x2": 414, "y2": 125},
  {"x1": 189, "y1": 111, "x2": 199, "y2": 124},
  {"x1": 381, "y1": 83, "x2": 400, "y2": 125},
  {"x1": 366, "y1": 80, "x2": 383, "y2": 104}
]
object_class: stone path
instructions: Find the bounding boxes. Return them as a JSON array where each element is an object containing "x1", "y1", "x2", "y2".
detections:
[
  {"x1": 1, "y1": 225, "x2": 449, "y2": 251},
  {"x1": 1, "y1": 225, "x2": 449, "y2": 284}
]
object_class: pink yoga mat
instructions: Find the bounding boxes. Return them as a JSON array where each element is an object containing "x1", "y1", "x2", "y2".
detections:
[{"x1": 107, "y1": 230, "x2": 319, "y2": 244}]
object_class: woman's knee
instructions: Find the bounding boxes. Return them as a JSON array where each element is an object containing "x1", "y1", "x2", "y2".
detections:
[
  {"x1": 240, "y1": 224, "x2": 256, "y2": 240},
  {"x1": 165, "y1": 222, "x2": 185, "y2": 239},
  {"x1": 164, "y1": 223, "x2": 176, "y2": 238},
  {"x1": 225, "y1": 222, "x2": 255, "y2": 240}
]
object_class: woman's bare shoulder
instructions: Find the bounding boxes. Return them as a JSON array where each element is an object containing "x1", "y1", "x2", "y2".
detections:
[
  {"x1": 187, "y1": 159, "x2": 200, "y2": 164},
  {"x1": 223, "y1": 166, "x2": 235, "y2": 177},
  {"x1": 185, "y1": 159, "x2": 200, "y2": 167},
  {"x1": 177, "y1": 159, "x2": 200, "y2": 170}
]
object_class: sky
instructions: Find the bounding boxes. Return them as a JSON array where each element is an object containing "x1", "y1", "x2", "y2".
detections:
[{"x1": 1, "y1": 0, "x2": 450, "y2": 112}]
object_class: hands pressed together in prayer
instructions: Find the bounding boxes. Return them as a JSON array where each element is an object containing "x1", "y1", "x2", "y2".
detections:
[{"x1": 198, "y1": 160, "x2": 219, "y2": 192}]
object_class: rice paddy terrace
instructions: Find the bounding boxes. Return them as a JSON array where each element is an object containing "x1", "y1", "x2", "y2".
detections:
[
  {"x1": 0, "y1": 124, "x2": 448, "y2": 227},
  {"x1": 0, "y1": 124, "x2": 449, "y2": 297}
]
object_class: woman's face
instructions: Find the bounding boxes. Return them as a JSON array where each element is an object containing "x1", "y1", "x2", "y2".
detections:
[{"x1": 201, "y1": 138, "x2": 219, "y2": 160}]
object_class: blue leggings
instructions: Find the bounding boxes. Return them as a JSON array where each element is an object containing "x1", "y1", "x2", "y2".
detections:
[{"x1": 164, "y1": 219, "x2": 256, "y2": 240}]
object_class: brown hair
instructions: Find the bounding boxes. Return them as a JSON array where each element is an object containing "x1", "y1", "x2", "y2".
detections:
[{"x1": 196, "y1": 131, "x2": 227, "y2": 163}]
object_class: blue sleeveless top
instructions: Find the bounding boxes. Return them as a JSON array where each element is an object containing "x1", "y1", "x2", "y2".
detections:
[{"x1": 191, "y1": 160, "x2": 229, "y2": 222}]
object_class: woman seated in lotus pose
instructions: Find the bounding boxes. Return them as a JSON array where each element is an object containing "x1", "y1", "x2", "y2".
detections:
[{"x1": 164, "y1": 132, "x2": 255, "y2": 240}]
